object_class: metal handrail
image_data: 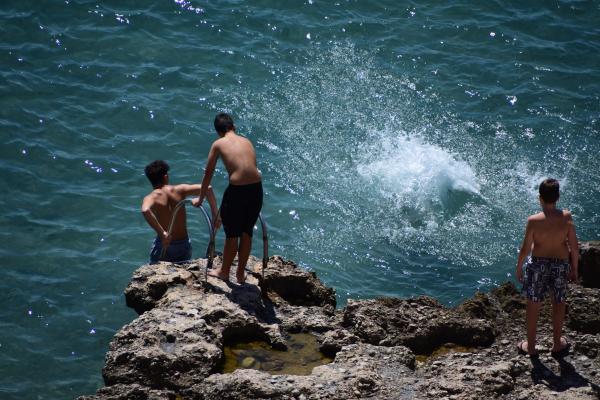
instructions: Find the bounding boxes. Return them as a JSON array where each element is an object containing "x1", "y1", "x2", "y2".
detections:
[
  {"x1": 160, "y1": 199, "x2": 268, "y2": 296},
  {"x1": 258, "y1": 212, "x2": 268, "y2": 298},
  {"x1": 160, "y1": 200, "x2": 214, "y2": 284}
]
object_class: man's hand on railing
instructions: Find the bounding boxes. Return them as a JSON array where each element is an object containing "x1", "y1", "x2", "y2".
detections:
[{"x1": 191, "y1": 197, "x2": 202, "y2": 208}]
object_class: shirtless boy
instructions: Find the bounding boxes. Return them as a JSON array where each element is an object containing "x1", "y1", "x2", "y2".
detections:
[
  {"x1": 142, "y1": 160, "x2": 219, "y2": 263},
  {"x1": 191, "y1": 113, "x2": 263, "y2": 284},
  {"x1": 516, "y1": 178, "x2": 578, "y2": 357}
]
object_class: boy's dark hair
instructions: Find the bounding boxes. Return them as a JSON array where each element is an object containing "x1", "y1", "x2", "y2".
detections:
[
  {"x1": 214, "y1": 112, "x2": 234, "y2": 133},
  {"x1": 539, "y1": 178, "x2": 560, "y2": 204},
  {"x1": 145, "y1": 160, "x2": 170, "y2": 186}
]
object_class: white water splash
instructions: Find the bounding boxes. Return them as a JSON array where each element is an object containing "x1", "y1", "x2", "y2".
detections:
[{"x1": 357, "y1": 133, "x2": 481, "y2": 217}]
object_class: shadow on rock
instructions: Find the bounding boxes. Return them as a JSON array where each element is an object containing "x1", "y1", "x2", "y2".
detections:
[{"x1": 530, "y1": 355, "x2": 594, "y2": 393}]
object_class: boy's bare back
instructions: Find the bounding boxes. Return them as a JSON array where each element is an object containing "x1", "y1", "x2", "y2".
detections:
[
  {"x1": 143, "y1": 185, "x2": 189, "y2": 241},
  {"x1": 143, "y1": 182, "x2": 218, "y2": 244},
  {"x1": 215, "y1": 133, "x2": 261, "y2": 185},
  {"x1": 527, "y1": 209, "x2": 576, "y2": 259},
  {"x1": 207, "y1": 130, "x2": 261, "y2": 186}
]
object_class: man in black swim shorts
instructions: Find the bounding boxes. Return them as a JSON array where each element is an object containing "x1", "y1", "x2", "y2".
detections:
[
  {"x1": 192, "y1": 113, "x2": 263, "y2": 284},
  {"x1": 221, "y1": 181, "x2": 263, "y2": 240}
]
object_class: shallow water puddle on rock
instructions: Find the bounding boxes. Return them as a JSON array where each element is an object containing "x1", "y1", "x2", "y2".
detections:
[
  {"x1": 414, "y1": 344, "x2": 476, "y2": 365},
  {"x1": 218, "y1": 333, "x2": 334, "y2": 375}
]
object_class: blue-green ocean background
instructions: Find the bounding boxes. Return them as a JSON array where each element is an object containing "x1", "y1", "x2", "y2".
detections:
[{"x1": 1, "y1": 0, "x2": 599, "y2": 398}]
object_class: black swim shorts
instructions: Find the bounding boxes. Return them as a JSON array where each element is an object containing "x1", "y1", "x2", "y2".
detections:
[{"x1": 220, "y1": 181, "x2": 263, "y2": 238}]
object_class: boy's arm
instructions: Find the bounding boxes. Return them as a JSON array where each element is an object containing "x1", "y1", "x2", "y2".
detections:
[
  {"x1": 191, "y1": 142, "x2": 220, "y2": 208},
  {"x1": 204, "y1": 185, "x2": 221, "y2": 228},
  {"x1": 516, "y1": 218, "x2": 534, "y2": 284},
  {"x1": 141, "y1": 195, "x2": 171, "y2": 246},
  {"x1": 566, "y1": 213, "x2": 579, "y2": 283},
  {"x1": 178, "y1": 184, "x2": 221, "y2": 228}
]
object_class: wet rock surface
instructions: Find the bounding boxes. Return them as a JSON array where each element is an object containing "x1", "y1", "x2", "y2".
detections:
[{"x1": 79, "y1": 242, "x2": 600, "y2": 400}]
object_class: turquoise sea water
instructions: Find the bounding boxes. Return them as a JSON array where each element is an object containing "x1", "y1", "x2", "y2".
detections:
[{"x1": 1, "y1": 0, "x2": 599, "y2": 398}]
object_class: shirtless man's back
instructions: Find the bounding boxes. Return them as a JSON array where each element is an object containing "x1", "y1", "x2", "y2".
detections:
[
  {"x1": 516, "y1": 178, "x2": 578, "y2": 357},
  {"x1": 142, "y1": 160, "x2": 218, "y2": 263},
  {"x1": 192, "y1": 113, "x2": 263, "y2": 283},
  {"x1": 212, "y1": 129, "x2": 262, "y2": 186}
]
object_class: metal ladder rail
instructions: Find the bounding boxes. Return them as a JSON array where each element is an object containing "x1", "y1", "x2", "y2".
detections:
[
  {"x1": 159, "y1": 199, "x2": 214, "y2": 284},
  {"x1": 160, "y1": 199, "x2": 268, "y2": 295},
  {"x1": 258, "y1": 212, "x2": 268, "y2": 298}
]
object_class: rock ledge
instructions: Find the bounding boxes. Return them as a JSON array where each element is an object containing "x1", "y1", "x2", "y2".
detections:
[{"x1": 79, "y1": 243, "x2": 600, "y2": 399}]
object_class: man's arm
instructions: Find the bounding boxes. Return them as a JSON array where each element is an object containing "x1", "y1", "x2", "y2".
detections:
[
  {"x1": 192, "y1": 142, "x2": 220, "y2": 208},
  {"x1": 204, "y1": 185, "x2": 221, "y2": 228},
  {"x1": 566, "y1": 213, "x2": 579, "y2": 283},
  {"x1": 141, "y1": 194, "x2": 171, "y2": 246},
  {"x1": 178, "y1": 184, "x2": 221, "y2": 228},
  {"x1": 516, "y1": 218, "x2": 534, "y2": 284}
]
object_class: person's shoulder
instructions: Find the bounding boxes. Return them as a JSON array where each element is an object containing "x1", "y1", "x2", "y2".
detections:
[
  {"x1": 561, "y1": 209, "x2": 574, "y2": 221},
  {"x1": 170, "y1": 183, "x2": 195, "y2": 193},
  {"x1": 163, "y1": 184, "x2": 187, "y2": 198},
  {"x1": 211, "y1": 136, "x2": 228, "y2": 150},
  {"x1": 527, "y1": 211, "x2": 545, "y2": 222},
  {"x1": 143, "y1": 188, "x2": 165, "y2": 206},
  {"x1": 144, "y1": 188, "x2": 162, "y2": 198}
]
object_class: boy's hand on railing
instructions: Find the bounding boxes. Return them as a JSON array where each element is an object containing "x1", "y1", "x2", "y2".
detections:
[
  {"x1": 160, "y1": 231, "x2": 171, "y2": 246},
  {"x1": 213, "y1": 218, "x2": 222, "y2": 229},
  {"x1": 191, "y1": 197, "x2": 202, "y2": 208}
]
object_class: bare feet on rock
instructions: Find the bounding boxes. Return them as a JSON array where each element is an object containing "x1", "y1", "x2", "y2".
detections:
[
  {"x1": 236, "y1": 269, "x2": 247, "y2": 284},
  {"x1": 208, "y1": 267, "x2": 247, "y2": 284},
  {"x1": 208, "y1": 268, "x2": 229, "y2": 282}
]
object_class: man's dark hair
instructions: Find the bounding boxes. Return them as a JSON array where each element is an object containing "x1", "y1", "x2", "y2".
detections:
[
  {"x1": 145, "y1": 160, "x2": 169, "y2": 186},
  {"x1": 539, "y1": 178, "x2": 560, "y2": 204},
  {"x1": 214, "y1": 112, "x2": 234, "y2": 133}
]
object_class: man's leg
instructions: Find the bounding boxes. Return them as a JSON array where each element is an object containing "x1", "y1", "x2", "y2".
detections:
[
  {"x1": 235, "y1": 232, "x2": 252, "y2": 283},
  {"x1": 209, "y1": 237, "x2": 239, "y2": 281},
  {"x1": 550, "y1": 294, "x2": 568, "y2": 352},
  {"x1": 524, "y1": 299, "x2": 543, "y2": 355}
]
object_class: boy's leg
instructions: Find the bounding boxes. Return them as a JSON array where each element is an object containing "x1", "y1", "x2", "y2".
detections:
[
  {"x1": 235, "y1": 232, "x2": 252, "y2": 283},
  {"x1": 525, "y1": 299, "x2": 543, "y2": 355},
  {"x1": 209, "y1": 237, "x2": 239, "y2": 281},
  {"x1": 550, "y1": 294, "x2": 568, "y2": 352},
  {"x1": 548, "y1": 259, "x2": 570, "y2": 352}
]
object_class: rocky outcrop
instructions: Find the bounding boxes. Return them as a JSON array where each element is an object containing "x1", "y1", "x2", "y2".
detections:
[
  {"x1": 341, "y1": 296, "x2": 494, "y2": 352},
  {"x1": 578, "y1": 241, "x2": 600, "y2": 289},
  {"x1": 78, "y1": 242, "x2": 600, "y2": 400},
  {"x1": 264, "y1": 255, "x2": 337, "y2": 308}
]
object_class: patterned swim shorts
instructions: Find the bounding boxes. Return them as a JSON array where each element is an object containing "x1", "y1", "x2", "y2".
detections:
[
  {"x1": 149, "y1": 235, "x2": 192, "y2": 263},
  {"x1": 521, "y1": 256, "x2": 570, "y2": 303}
]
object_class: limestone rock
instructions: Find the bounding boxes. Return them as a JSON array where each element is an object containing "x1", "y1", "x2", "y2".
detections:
[
  {"x1": 263, "y1": 255, "x2": 337, "y2": 308},
  {"x1": 79, "y1": 245, "x2": 600, "y2": 400},
  {"x1": 578, "y1": 241, "x2": 600, "y2": 289}
]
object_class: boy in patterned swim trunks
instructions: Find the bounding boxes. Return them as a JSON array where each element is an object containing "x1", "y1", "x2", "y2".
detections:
[
  {"x1": 192, "y1": 113, "x2": 263, "y2": 284},
  {"x1": 142, "y1": 160, "x2": 219, "y2": 263},
  {"x1": 516, "y1": 179, "x2": 578, "y2": 356}
]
